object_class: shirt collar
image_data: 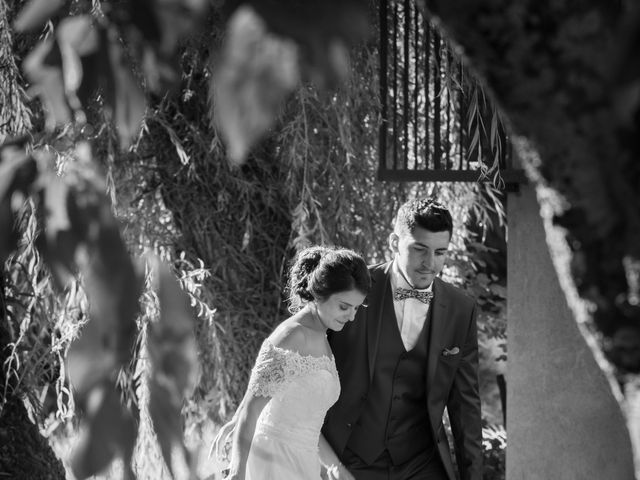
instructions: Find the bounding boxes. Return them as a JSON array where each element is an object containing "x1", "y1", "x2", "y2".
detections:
[{"x1": 391, "y1": 258, "x2": 433, "y2": 292}]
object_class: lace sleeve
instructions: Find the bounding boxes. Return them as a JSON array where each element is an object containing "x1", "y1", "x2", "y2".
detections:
[{"x1": 246, "y1": 340, "x2": 290, "y2": 398}]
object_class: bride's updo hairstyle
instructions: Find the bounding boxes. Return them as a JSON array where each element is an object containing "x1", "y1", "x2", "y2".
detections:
[{"x1": 286, "y1": 245, "x2": 370, "y2": 313}]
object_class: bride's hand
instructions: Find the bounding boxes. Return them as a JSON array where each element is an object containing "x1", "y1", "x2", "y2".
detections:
[
  {"x1": 223, "y1": 465, "x2": 245, "y2": 480},
  {"x1": 325, "y1": 463, "x2": 355, "y2": 480},
  {"x1": 210, "y1": 419, "x2": 236, "y2": 461}
]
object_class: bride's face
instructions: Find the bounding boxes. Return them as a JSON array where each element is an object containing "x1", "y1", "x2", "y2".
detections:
[{"x1": 316, "y1": 288, "x2": 367, "y2": 331}]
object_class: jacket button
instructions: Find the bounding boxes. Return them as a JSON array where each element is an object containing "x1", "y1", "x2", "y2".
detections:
[{"x1": 347, "y1": 423, "x2": 352, "y2": 428}]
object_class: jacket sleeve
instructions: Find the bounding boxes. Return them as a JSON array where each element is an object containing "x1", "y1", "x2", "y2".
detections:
[{"x1": 446, "y1": 302, "x2": 483, "y2": 480}]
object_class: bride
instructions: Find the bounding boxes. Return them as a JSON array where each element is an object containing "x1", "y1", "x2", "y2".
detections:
[{"x1": 212, "y1": 245, "x2": 370, "y2": 480}]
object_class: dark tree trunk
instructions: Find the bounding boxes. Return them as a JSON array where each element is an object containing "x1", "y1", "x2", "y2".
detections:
[
  {"x1": 1, "y1": 272, "x2": 66, "y2": 480},
  {"x1": 0, "y1": 397, "x2": 67, "y2": 480},
  {"x1": 1, "y1": 1, "x2": 66, "y2": 476}
]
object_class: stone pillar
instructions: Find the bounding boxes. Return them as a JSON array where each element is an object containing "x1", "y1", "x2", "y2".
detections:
[{"x1": 506, "y1": 184, "x2": 635, "y2": 479}]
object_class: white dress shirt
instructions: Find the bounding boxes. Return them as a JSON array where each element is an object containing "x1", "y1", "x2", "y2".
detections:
[{"x1": 390, "y1": 260, "x2": 433, "y2": 351}]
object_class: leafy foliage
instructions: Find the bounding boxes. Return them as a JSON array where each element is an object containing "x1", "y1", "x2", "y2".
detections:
[
  {"x1": 212, "y1": 0, "x2": 369, "y2": 163},
  {"x1": 1, "y1": 193, "x2": 80, "y2": 423},
  {"x1": 70, "y1": 380, "x2": 137, "y2": 480},
  {"x1": 0, "y1": 138, "x2": 36, "y2": 264},
  {"x1": 482, "y1": 423, "x2": 506, "y2": 480},
  {"x1": 13, "y1": 0, "x2": 210, "y2": 148},
  {"x1": 12, "y1": 0, "x2": 371, "y2": 161},
  {"x1": 1, "y1": 7, "x2": 78, "y2": 461},
  {"x1": 147, "y1": 260, "x2": 199, "y2": 478},
  {"x1": 465, "y1": 81, "x2": 511, "y2": 186},
  {"x1": 1, "y1": 1, "x2": 218, "y2": 477},
  {"x1": 212, "y1": 6, "x2": 300, "y2": 163},
  {"x1": 2, "y1": 2, "x2": 508, "y2": 480},
  {"x1": 0, "y1": 133, "x2": 205, "y2": 478},
  {"x1": 0, "y1": 0, "x2": 32, "y2": 140},
  {"x1": 130, "y1": 5, "x2": 506, "y2": 430}
]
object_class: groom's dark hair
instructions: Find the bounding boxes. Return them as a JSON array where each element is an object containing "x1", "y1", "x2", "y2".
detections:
[{"x1": 394, "y1": 198, "x2": 453, "y2": 238}]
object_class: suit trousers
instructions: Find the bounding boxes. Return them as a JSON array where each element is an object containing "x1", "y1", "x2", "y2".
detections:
[{"x1": 342, "y1": 447, "x2": 449, "y2": 480}]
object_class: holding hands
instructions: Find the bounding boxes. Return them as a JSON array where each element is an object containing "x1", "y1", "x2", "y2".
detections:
[
  {"x1": 210, "y1": 417, "x2": 236, "y2": 463},
  {"x1": 322, "y1": 462, "x2": 356, "y2": 480}
]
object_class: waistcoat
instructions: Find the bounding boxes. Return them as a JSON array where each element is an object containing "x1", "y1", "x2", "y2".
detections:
[{"x1": 345, "y1": 286, "x2": 435, "y2": 465}]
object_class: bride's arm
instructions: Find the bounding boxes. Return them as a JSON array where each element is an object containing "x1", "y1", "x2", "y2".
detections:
[
  {"x1": 226, "y1": 393, "x2": 269, "y2": 480},
  {"x1": 226, "y1": 326, "x2": 304, "y2": 479},
  {"x1": 318, "y1": 434, "x2": 355, "y2": 480}
]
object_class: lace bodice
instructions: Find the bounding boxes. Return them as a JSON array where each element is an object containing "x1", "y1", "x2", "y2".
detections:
[{"x1": 249, "y1": 338, "x2": 340, "y2": 452}]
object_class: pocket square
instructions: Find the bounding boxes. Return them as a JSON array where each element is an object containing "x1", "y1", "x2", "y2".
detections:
[{"x1": 442, "y1": 347, "x2": 460, "y2": 356}]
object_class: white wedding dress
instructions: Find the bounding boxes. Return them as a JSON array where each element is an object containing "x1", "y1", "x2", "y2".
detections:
[{"x1": 244, "y1": 338, "x2": 340, "y2": 480}]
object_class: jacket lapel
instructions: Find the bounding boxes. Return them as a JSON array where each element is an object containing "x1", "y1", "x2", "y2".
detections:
[
  {"x1": 367, "y1": 262, "x2": 392, "y2": 384},
  {"x1": 426, "y1": 277, "x2": 450, "y2": 422}
]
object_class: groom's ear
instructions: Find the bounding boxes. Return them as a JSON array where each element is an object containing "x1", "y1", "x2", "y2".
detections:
[{"x1": 388, "y1": 232, "x2": 399, "y2": 253}]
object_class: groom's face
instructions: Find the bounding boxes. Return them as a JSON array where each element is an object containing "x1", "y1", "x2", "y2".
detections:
[{"x1": 389, "y1": 226, "x2": 450, "y2": 289}]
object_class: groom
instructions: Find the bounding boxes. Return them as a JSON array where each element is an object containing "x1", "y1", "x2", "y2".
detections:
[{"x1": 321, "y1": 199, "x2": 482, "y2": 480}]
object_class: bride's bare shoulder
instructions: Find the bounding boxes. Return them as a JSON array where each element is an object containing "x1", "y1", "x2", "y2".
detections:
[{"x1": 269, "y1": 319, "x2": 308, "y2": 354}]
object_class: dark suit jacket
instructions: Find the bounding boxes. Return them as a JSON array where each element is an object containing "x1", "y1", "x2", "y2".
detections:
[{"x1": 323, "y1": 262, "x2": 483, "y2": 480}]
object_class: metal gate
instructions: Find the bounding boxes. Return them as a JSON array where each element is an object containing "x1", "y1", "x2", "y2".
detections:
[{"x1": 378, "y1": 0, "x2": 524, "y2": 184}]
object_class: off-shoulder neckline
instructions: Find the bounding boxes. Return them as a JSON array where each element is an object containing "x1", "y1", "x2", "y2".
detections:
[{"x1": 264, "y1": 338, "x2": 334, "y2": 361}]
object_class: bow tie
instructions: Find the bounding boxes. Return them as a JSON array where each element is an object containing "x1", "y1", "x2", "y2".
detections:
[{"x1": 393, "y1": 287, "x2": 434, "y2": 304}]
